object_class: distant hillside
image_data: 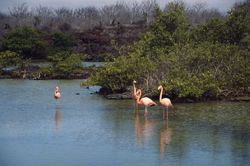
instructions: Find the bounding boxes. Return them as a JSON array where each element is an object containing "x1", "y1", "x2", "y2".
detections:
[{"x1": 73, "y1": 23, "x2": 147, "y2": 61}]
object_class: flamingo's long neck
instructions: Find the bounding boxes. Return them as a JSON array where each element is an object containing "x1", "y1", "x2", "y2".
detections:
[
  {"x1": 136, "y1": 90, "x2": 142, "y2": 105},
  {"x1": 133, "y1": 82, "x2": 136, "y2": 95},
  {"x1": 159, "y1": 87, "x2": 163, "y2": 102}
]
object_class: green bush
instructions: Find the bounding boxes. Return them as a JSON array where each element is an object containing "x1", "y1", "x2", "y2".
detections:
[
  {"x1": 2, "y1": 27, "x2": 47, "y2": 59},
  {"x1": 163, "y1": 72, "x2": 220, "y2": 98},
  {"x1": 0, "y1": 51, "x2": 22, "y2": 69},
  {"x1": 86, "y1": 53, "x2": 155, "y2": 92},
  {"x1": 32, "y1": 66, "x2": 52, "y2": 79},
  {"x1": 49, "y1": 32, "x2": 74, "y2": 54},
  {"x1": 48, "y1": 51, "x2": 83, "y2": 76}
]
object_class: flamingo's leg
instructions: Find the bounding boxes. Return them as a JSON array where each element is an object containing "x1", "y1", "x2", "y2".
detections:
[
  {"x1": 166, "y1": 107, "x2": 169, "y2": 121},
  {"x1": 144, "y1": 107, "x2": 148, "y2": 116}
]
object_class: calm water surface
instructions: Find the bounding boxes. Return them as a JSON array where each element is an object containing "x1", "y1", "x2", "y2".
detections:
[{"x1": 0, "y1": 79, "x2": 249, "y2": 166}]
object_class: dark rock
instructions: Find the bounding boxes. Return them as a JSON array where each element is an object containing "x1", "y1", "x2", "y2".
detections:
[
  {"x1": 186, "y1": 98, "x2": 195, "y2": 103},
  {"x1": 229, "y1": 96, "x2": 250, "y2": 102},
  {"x1": 106, "y1": 93, "x2": 131, "y2": 100},
  {"x1": 99, "y1": 87, "x2": 112, "y2": 95},
  {"x1": 90, "y1": 91, "x2": 98, "y2": 95}
]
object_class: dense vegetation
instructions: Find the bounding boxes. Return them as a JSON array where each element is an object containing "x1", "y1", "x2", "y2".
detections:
[
  {"x1": 2, "y1": 27, "x2": 48, "y2": 59},
  {"x1": 0, "y1": 0, "x2": 222, "y2": 61},
  {"x1": 0, "y1": 22, "x2": 83, "y2": 78},
  {"x1": 0, "y1": 0, "x2": 249, "y2": 100},
  {"x1": 84, "y1": 1, "x2": 250, "y2": 101}
]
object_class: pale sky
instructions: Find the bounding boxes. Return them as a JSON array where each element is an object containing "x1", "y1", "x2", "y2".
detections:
[{"x1": 0, "y1": 0, "x2": 244, "y2": 13}]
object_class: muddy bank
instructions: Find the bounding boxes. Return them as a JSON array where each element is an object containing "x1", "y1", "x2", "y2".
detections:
[
  {"x1": 0, "y1": 66, "x2": 96, "y2": 80},
  {"x1": 97, "y1": 87, "x2": 250, "y2": 103}
]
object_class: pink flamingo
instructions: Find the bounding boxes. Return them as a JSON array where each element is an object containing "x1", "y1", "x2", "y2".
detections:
[
  {"x1": 136, "y1": 89, "x2": 157, "y2": 116},
  {"x1": 54, "y1": 86, "x2": 61, "y2": 99},
  {"x1": 132, "y1": 80, "x2": 140, "y2": 109},
  {"x1": 158, "y1": 85, "x2": 173, "y2": 120}
]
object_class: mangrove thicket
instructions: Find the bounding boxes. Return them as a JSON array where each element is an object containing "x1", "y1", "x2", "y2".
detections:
[{"x1": 83, "y1": 1, "x2": 250, "y2": 101}]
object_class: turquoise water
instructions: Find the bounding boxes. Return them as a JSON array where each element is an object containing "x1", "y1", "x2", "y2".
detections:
[{"x1": 0, "y1": 79, "x2": 249, "y2": 166}]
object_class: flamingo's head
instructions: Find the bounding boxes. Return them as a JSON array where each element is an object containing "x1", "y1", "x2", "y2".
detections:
[
  {"x1": 55, "y1": 86, "x2": 59, "y2": 90},
  {"x1": 133, "y1": 80, "x2": 136, "y2": 84},
  {"x1": 158, "y1": 85, "x2": 163, "y2": 90}
]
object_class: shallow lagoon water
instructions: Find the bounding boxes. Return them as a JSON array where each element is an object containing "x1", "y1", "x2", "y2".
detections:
[{"x1": 0, "y1": 79, "x2": 249, "y2": 166}]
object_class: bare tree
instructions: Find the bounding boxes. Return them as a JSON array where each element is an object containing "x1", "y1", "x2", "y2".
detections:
[
  {"x1": 34, "y1": 6, "x2": 55, "y2": 18},
  {"x1": 73, "y1": 6, "x2": 100, "y2": 30},
  {"x1": 9, "y1": 3, "x2": 31, "y2": 18},
  {"x1": 129, "y1": 1, "x2": 144, "y2": 24},
  {"x1": 8, "y1": 3, "x2": 34, "y2": 27},
  {"x1": 0, "y1": 12, "x2": 11, "y2": 40},
  {"x1": 186, "y1": 2, "x2": 222, "y2": 26},
  {"x1": 101, "y1": 4, "x2": 117, "y2": 25},
  {"x1": 112, "y1": 1, "x2": 130, "y2": 24},
  {"x1": 33, "y1": 6, "x2": 56, "y2": 32},
  {"x1": 54, "y1": 7, "x2": 74, "y2": 21},
  {"x1": 141, "y1": 0, "x2": 157, "y2": 25}
]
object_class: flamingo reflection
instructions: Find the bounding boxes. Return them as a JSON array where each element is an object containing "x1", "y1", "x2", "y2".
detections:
[
  {"x1": 55, "y1": 108, "x2": 61, "y2": 130},
  {"x1": 134, "y1": 112, "x2": 155, "y2": 145},
  {"x1": 160, "y1": 121, "x2": 172, "y2": 156}
]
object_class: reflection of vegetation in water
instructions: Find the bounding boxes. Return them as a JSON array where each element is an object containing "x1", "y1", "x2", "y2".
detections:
[
  {"x1": 174, "y1": 102, "x2": 250, "y2": 129},
  {"x1": 100, "y1": 101, "x2": 250, "y2": 160},
  {"x1": 230, "y1": 129, "x2": 250, "y2": 165},
  {"x1": 159, "y1": 102, "x2": 250, "y2": 165}
]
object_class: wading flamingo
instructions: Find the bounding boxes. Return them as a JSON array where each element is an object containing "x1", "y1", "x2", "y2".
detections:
[
  {"x1": 136, "y1": 89, "x2": 157, "y2": 116},
  {"x1": 132, "y1": 80, "x2": 140, "y2": 109},
  {"x1": 54, "y1": 86, "x2": 61, "y2": 99},
  {"x1": 158, "y1": 85, "x2": 173, "y2": 120}
]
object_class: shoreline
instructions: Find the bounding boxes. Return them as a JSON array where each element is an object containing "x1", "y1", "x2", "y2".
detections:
[
  {"x1": 0, "y1": 75, "x2": 249, "y2": 103},
  {"x1": 103, "y1": 93, "x2": 250, "y2": 102},
  {"x1": 0, "y1": 66, "x2": 95, "y2": 80},
  {"x1": 98, "y1": 88, "x2": 250, "y2": 103}
]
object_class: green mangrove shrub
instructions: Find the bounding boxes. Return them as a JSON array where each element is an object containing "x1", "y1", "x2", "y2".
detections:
[
  {"x1": 48, "y1": 51, "x2": 83, "y2": 77},
  {"x1": 0, "y1": 51, "x2": 22, "y2": 69},
  {"x1": 2, "y1": 27, "x2": 48, "y2": 59},
  {"x1": 83, "y1": 1, "x2": 250, "y2": 99}
]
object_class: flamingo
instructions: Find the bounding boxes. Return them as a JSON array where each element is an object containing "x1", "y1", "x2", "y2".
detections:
[
  {"x1": 54, "y1": 86, "x2": 61, "y2": 99},
  {"x1": 136, "y1": 89, "x2": 157, "y2": 116},
  {"x1": 158, "y1": 85, "x2": 173, "y2": 120},
  {"x1": 132, "y1": 80, "x2": 140, "y2": 109}
]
